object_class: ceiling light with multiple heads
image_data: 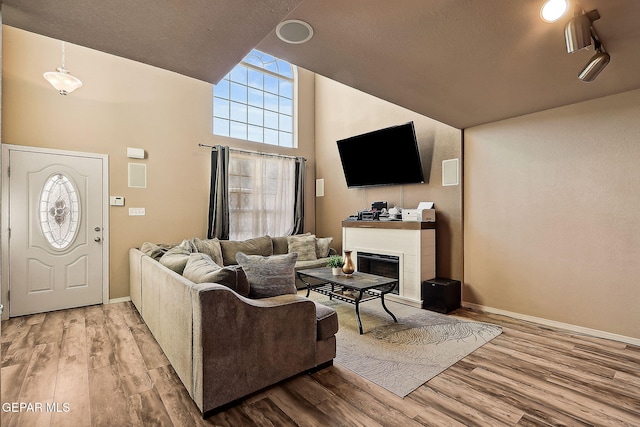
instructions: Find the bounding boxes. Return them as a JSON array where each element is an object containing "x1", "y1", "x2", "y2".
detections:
[
  {"x1": 540, "y1": 0, "x2": 610, "y2": 82},
  {"x1": 276, "y1": 19, "x2": 314, "y2": 44},
  {"x1": 43, "y1": 41, "x2": 83, "y2": 95}
]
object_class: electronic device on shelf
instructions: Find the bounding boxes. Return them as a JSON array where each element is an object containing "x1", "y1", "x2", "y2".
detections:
[
  {"x1": 388, "y1": 206, "x2": 402, "y2": 220},
  {"x1": 402, "y1": 209, "x2": 435, "y2": 222},
  {"x1": 358, "y1": 210, "x2": 379, "y2": 221},
  {"x1": 371, "y1": 201, "x2": 388, "y2": 211},
  {"x1": 402, "y1": 202, "x2": 436, "y2": 222},
  {"x1": 345, "y1": 201, "x2": 403, "y2": 222}
]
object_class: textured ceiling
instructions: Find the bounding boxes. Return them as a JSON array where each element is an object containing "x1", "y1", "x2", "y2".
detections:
[
  {"x1": 4, "y1": 0, "x2": 640, "y2": 129},
  {"x1": 1, "y1": 0, "x2": 304, "y2": 84}
]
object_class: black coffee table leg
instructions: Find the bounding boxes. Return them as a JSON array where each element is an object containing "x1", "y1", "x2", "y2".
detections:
[
  {"x1": 381, "y1": 283, "x2": 398, "y2": 323},
  {"x1": 355, "y1": 290, "x2": 365, "y2": 334},
  {"x1": 296, "y1": 272, "x2": 312, "y2": 297},
  {"x1": 297, "y1": 272, "x2": 328, "y2": 298}
]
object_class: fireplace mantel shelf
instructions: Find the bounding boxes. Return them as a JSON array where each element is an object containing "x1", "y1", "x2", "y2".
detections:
[{"x1": 342, "y1": 220, "x2": 435, "y2": 230}]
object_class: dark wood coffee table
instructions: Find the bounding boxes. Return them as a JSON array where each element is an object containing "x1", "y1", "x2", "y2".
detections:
[{"x1": 297, "y1": 267, "x2": 398, "y2": 334}]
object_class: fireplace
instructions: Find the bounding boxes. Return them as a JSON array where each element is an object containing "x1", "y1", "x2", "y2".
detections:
[
  {"x1": 343, "y1": 221, "x2": 436, "y2": 306},
  {"x1": 357, "y1": 252, "x2": 400, "y2": 295}
]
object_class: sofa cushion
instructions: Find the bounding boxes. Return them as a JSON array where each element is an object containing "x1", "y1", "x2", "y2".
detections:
[
  {"x1": 287, "y1": 234, "x2": 317, "y2": 261},
  {"x1": 159, "y1": 240, "x2": 196, "y2": 274},
  {"x1": 219, "y1": 236, "x2": 273, "y2": 266},
  {"x1": 237, "y1": 252, "x2": 298, "y2": 299},
  {"x1": 314, "y1": 302, "x2": 339, "y2": 341},
  {"x1": 192, "y1": 237, "x2": 224, "y2": 266},
  {"x1": 315, "y1": 237, "x2": 333, "y2": 258},
  {"x1": 183, "y1": 253, "x2": 250, "y2": 297}
]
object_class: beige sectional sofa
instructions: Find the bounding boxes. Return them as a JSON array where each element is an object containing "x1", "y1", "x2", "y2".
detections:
[{"x1": 129, "y1": 234, "x2": 338, "y2": 416}]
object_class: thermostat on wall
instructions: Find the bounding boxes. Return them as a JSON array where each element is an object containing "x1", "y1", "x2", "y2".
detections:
[{"x1": 110, "y1": 196, "x2": 125, "y2": 206}]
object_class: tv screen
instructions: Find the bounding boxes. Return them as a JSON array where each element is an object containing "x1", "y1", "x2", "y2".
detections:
[{"x1": 337, "y1": 122, "x2": 424, "y2": 188}]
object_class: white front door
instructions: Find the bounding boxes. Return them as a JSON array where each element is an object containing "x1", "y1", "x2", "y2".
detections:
[{"x1": 5, "y1": 146, "x2": 108, "y2": 316}]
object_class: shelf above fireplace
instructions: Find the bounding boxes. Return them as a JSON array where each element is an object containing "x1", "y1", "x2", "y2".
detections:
[{"x1": 342, "y1": 220, "x2": 435, "y2": 230}]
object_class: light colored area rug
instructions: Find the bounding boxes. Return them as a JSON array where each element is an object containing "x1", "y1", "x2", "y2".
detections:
[{"x1": 310, "y1": 294, "x2": 502, "y2": 397}]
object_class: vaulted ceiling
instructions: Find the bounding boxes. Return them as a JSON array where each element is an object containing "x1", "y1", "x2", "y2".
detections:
[{"x1": 4, "y1": 0, "x2": 640, "y2": 129}]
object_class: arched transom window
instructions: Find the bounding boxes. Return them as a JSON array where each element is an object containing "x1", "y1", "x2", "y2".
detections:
[{"x1": 213, "y1": 49, "x2": 296, "y2": 147}]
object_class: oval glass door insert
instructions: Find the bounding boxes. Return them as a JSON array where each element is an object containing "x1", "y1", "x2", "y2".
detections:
[{"x1": 39, "y1": 173, "x2": 81, "y2": 249}]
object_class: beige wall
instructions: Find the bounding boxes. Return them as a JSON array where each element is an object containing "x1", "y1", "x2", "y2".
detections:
[
  {"x1": 464, "y1": 88, "x2": 640, "y2": 340},
  {"x1": 314, "y1": 76, "x2": 463, "y2": 280},
  {"x1": 13, "y1": 23, "x2": 635, "y2": 341},
  {"x1": 1, "y1": 26, "x2": 316, "y2": 299}
]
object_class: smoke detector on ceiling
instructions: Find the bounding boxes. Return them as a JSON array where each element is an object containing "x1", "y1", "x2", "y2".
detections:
[{"x1": 276, "y1": 20, "x2": 314, "y2": 44}]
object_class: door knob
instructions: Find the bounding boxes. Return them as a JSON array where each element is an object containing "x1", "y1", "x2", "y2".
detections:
[{"x1": 94, "y1": 237, "x2": 102, "y2": 242}]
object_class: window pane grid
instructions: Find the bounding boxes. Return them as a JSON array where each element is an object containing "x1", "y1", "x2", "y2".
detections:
[{"x1": 213, "y1": 49, "x2": 296, "y2": 147}]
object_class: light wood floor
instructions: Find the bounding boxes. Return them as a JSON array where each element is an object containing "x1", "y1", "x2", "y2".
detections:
[{"x1": 1, "y1": 301, "x2": 639, "y2": 426}]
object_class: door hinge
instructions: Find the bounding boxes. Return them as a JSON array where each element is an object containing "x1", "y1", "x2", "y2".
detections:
[
  {"x1": 7, "y1": 290, "x2": 9, "y2": 303},
  {"x1": 7, "y1": 166, "x2": 10, "y2": 178},
  {"x1": 7, "y1": 228, "x2": 10, "y2": 239}
]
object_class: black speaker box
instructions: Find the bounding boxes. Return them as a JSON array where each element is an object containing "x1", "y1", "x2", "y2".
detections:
[{"x1": 422, "y1": 278, "x2": 461, "y2": 314}]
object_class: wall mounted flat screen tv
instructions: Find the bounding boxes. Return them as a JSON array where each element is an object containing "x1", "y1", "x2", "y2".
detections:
[{"x1": 337, "y1": 121, "x2": 424, "y2": 188}]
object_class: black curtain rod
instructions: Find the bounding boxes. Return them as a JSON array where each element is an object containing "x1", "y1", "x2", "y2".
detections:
[{"x1": 198, "y1": 143, "x2": 306, "y2": 161}]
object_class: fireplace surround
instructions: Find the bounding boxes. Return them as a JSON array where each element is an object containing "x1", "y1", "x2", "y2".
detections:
[{"x1": 342, "y1": 220, "x2": 436, "y2": 306}]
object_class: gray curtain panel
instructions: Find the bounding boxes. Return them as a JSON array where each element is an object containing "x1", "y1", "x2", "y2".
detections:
[
  {"x1": 207, "y1": 145, "x2": 230, "y2": 239},
  {"x1": 292, "y1": 156, "x2": 306, "y2": 235}
]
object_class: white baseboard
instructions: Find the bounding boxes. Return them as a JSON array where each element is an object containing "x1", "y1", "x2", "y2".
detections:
[
  {"x1": 108, "y1": 296, "x2": 132, "y2": 304},
  {"x1": 386, "y1": 294, "x2": 423, "y2": 309},
  {"x1": 462, "y1": 302, "x2": 640, "y2": 347}
]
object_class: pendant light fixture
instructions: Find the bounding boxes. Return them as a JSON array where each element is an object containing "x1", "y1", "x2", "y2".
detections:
[{"x1": 43, "y1": 41, "x2": 83, "y2": 95}]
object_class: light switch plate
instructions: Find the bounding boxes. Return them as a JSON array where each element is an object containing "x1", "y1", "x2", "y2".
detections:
[{"x1": 129, "y1": 207, "x2": 146, "y2": 216}]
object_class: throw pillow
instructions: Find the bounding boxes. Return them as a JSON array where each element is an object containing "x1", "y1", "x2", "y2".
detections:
[
  {"x1": 158, "y1": 240, "x2": 196, "y2": 274},
  {"x1": 272, "y1": 232, "x2": 311, "y2": 255},
  {"x1": 315, "y1": 237, "x2": 334, "y2": 258},
  {"x1": 183, "y1": 253, "x2": 250, "y2": 297},
  {"x1": 287, "y1": 234, "x2": 317, "y2": 261},
  {"x1": 236, "y1": 252, "x2": 298, "y2": 299},
  {"x1": 192, "y1": 237, "x2": 224, "y2": 266},
  {"x1": 219, "y1": 235, "x2": 273, "y2": 265},
  {"x1": 140, "y1": 242, "x2": 172, "y2": 260}
]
